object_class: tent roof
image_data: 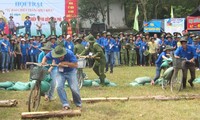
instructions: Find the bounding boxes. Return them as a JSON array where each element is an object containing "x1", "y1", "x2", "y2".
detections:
[{"x1": 190, "y1": 5, "x2": 200, "y2": 16}]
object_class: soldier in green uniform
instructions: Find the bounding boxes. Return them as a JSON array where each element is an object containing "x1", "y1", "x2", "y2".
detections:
[
  {"x1": 70, "y1": 16, "x2": 77, "y2": 34},
  {"x1": 127, "y1": 38, "x2": 137, "y2": 66},
  {"x1": 60, "y1": 16, "x2": 69, "y2": 35},
  {"x1": 79, "y1": 35, "x2": 106, "y2": 85},
  {"x1": 56, "y1": 35, "x2": 65, "y2": 47},
  {"x1": 48, "y1": 17, "x2": 57, "y2": 35},
  {"x1": 120, "y1": 37, "x2": 128, "y2": 65},
  {"x1": 74, "y1": 37, "x2": 84, "y2": 55}
]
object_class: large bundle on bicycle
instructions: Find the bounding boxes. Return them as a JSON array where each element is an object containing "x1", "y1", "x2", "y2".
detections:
[{"x1": 30, "y1": 66, "x2": 47, "y2": 81}]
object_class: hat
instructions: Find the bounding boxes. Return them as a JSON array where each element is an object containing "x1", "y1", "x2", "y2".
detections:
[
  {"x1": 97, "y1": 33, "x2": 101, "y2": 36},
  {"x1": 119, "y1": 32, "x2": 124, "y2": 35},
  {"x1": 58, "y1": 35, "x2": 63, "y2": 38},
  {"x1": 21, "y1": 38, "x2": 25, "y2": 41},
  {"x1": 180, "y1": 37, "x2": 187, "y2": 42},
  {"x1": 166, "y1": 35, "x2": 172, "y2": 39},
  {"x1": 102, "y1": 31, "x2": 106, "y2": 34},
  {"x1": 107, "y1": 32, "x2": 111, "y2": 36},
  {"x1": 86, "y1": 35, "x2": 96, "y2": 42},
  {"x1": 41, "y1": 43, "x2": 52, "y2": 51},
  {"x1": 161, "y1": 34, "x2": 165, "y2": 38},
  {"x1": 25, "y1": 16, "x2": 30, "y2": 19},
  {"x1": 41, "y1": 39, "x2": 47, "y2": 43},
  {"x1": 50, "y1": 36, "x2": 56, "y2": 40},
  {"x1": 29, "y1": 37, "x2": 34, "y2": 40},
  {"x1": 194, "y1": 36, "x2": 200, "y2": 41},
  {"x1": 10, "y1": 38, "x2": 15, "y2": 41},
  {"x1": 74, "y1": 38, "x2": 82, "y2": 43},
  {"x1": 9, "y1": 16, "x2": 13, "y2": 18},
  {"x1": 163, "y1": 45, "x2": 173, "y2": 51},
  {"x1": 113, "y1": 35, "x2": 118, "y2": 38},
  {"x1": 73, "y1": 33, "x2": 77, "y2": 36},
  {"x1": 52, "y1": 46, "x2": 67, "y2": 58},
  {"x1": 66, "y1": 35, "x2": 71, "y2": 39},
  {"x1": 50, "y1": 17, "x2": 54, "y2": 19}
]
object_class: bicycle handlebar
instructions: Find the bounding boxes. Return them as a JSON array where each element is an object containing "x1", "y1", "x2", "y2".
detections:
[
  {"x1": 26, "y1": 62, "x2": 68, "y2": 67},
  {"x1": 78, "y1": 56, "x2": 100, "y2": 59}
]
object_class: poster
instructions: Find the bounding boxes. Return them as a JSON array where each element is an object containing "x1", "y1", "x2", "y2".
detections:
[
  {"x1": 143, "y1": 20, "x2": 162, "y2": 33},
  {"x1": 187, "y1": 16, "x2": 200, "y2": 30},
  {"x1": 0, "y1": 0, "x2": 65, "y2": 36},
  {"x1": 164, "y1": 18, "x2": 185, "y2": 34}
]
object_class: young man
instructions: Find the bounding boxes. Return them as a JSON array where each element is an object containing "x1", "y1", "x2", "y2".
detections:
[
  {"x1": 36, "y1": 16, "x2": 42, "y2": 35},
  {"x1": 1, "y1": 34, "x2": 10, "y2": 73},
  {"x1": 60, "y1": 16, "x2": 69, "y2": 35},
  {"x1": 8, "y1": 16, "x2": 15, "y2": 35},
  {"x1": 79, "y1": 35, "x2": 106, "y2": 85},
  {"x1": 42, "y1": 46, "x2": 81, "y2": 110},
  {"x1": 70, "y1": 15, "x2": 77, "y2": 34},
  {"x1": 151, "y1": 45, "x2": 172, "y2": 85},
  {"x1": 0, "y1": 18, "x2": 5, "y2": 34},
  {"x1": 24, "y1": 16, "x2": 32, "y2": 36},
  {"x1": 174, "y1": 37, "x2": 197, "y2": 88},
  {"x1": 48, "y1": 17, "x2": 57, "y2": 35}
]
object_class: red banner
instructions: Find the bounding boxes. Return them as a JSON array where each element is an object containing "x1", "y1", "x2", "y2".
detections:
[
  {"x1": 187, "y1": 16, "x2": 200, "y2": 30},
  {"x1": 65, "y1": 0, "x2": 78, "y2": 35}
]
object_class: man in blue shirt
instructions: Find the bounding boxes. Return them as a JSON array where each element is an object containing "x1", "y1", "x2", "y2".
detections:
[
  {"x1": 151, "y1": 45, "x2": 172, "y2": 85},
  {"x1": 99, "y1": 31, "x2": 107, "y2": 50},
  {"x1": 1, "y1": 34, "x2": 10, "y2": 73},
  {"x1": 0, "y1": 19, "x2": 5, "y2": 34},
  {"x1": 24, "y1": 16, "x2": 32, "y2": 36},
  {"x1": 174, "y1": 37, "x2": 197, "y2": 88},
  {"x1": 41, "y1": 46, "x2": 81, "y2": 110},
  {"x1": 104, "y1": 32, "x2": 115, "y2": 73}
]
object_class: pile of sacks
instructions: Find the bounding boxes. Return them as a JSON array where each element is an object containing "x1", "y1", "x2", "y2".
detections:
[
  {"x1": 0, "y1": 74, "x2": 51, "y2": 94},
  {"x1": 129, "y1": 67, "x2": 174, "y2": 86},
  {"x1": 65, "y1": 78, "x2": 117, "y2": 87}
]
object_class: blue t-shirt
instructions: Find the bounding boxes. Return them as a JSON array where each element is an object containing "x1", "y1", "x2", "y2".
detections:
[
  {"x1": 24, "y1": 20, "x2": 31, "y2": 28},
  {"x1": 81, "y1": 40, "x2": 88, "y2": 47},
  {"x1": 0, "y1": 22, "x2": 5, "y2": 30},
  {"x1": 104, "y1": 38, "x2": 116, "y2": 52},
  {"x1": 114, "y1": 40, "x2": 120, "y2": 52},
  {"x1": 1, "y1": 39, "x2": 10, "y2": 52},
  {"x1": 38, "y1": 51, "x2": 53, "y2": 69},
  {"x1": 21, "y1": 43, "x2": 28, "y2": 55},
  {"x1": 155, "y1": 52, "x2": 166, "y2": 67},
  {"x1": 99, "y1": 37, "x2": 107, "y2": 47},
  {"x1": 64, "y1": 41, "x2": 74, "y2": 52},
  {"x1": 174, "y1": 45, "x2": 197, "y2": 60},
  {"x1": 45, "y1": 49, "x2": 77, "y2": 72}
]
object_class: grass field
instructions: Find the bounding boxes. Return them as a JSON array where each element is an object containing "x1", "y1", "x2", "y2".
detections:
[{"x1": 0, "y1": 66, "x2": 200, "y2": 120}]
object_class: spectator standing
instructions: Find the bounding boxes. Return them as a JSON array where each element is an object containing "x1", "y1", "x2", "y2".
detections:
[
  {"x1": 113, "y1": 35, "x2": 120, "y2": 66},
  {"x1": 60, "y1": 16, "x2": 69, "y2": 35},
  {"x1": 0, "y1": 18, "x2": 5, "y2": 34},
  {"x1": 1, "y1": 34, "x2": 10, "y2": 73},
  {"x1": 49, "y1": 17, "x2": 57, "y2": 35},
  {"x1": 70, "y1": 15, "x2": 77, "y2": 34},
  {"x1": 8, "y1": 16, "x2": 15, "y2": 35},
  {"x1": 36, "y1": 16, "x2": 42, "y2": 35},
  {"x1": 24, "y1": 16, "x2": 32, "y2": 36}
]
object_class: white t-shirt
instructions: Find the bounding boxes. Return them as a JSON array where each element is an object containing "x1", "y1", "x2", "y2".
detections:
[{"x1": 36, "y1": 21, "x2": 42, "y2": 30}]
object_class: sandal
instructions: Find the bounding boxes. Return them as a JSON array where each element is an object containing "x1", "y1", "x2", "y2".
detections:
[{"x1": 63, "y1": 106, "x2": 70, "y2": 111}]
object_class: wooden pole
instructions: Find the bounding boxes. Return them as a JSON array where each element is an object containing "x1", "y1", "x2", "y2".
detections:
[
  {"x1": 21, "y1": 110, "x2": 81, "y2": 119},
  {"x1": 0, "y1": 99, "x2": 18, "y2": 107}
]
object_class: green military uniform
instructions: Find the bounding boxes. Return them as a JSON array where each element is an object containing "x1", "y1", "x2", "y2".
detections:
[
  {"x1": 70, "y1": 18, "x2": 77, "y2": 34},
  {"x1": 48, "y1": 17, "x2": 57, "y2": 35},
  {"x1": 80, "y1": 35, "x2": 106, "y2": 85},
  {"x1": 74, "y1": 43, "x2": 85, "y2": 55},
  {"x1": 127, "y1": 42, "x2": 137, "y2": 66},
  {"x1": 56, "y1": 40, "x2": 65, "y2": 47},
  {"x1": 60, "y1": 19, "x2": 69, "y2": 35},
  {"x1": 120, "y1": 38, "x2": 128, "y2": 65}
]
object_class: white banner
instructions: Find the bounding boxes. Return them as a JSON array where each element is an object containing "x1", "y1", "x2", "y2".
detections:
[
  {"x1": 0, "y1": 0, "x2": 65, "y2": 36},
  {"x1": 164, "y1": 18, "x2": 185, "y2": 35}
]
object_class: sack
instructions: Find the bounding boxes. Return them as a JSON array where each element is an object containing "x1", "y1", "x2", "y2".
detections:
[
  {"x1": 194, "y1": 78, "x2": 200, "y2": 83},
  {"x1": 43, "y1": 74, "x2": 52, "y2": 83},
  {"x1": 0, "y1": 81, "x2": 14, "y2": 88},
  {"x1": 7, "y1": 82, "x2": 30, "y2": 91},
  {"x1": 94, "y1": 79, "x2": 110, "y2": 85},
  {"x1": 154, "y1": 78, "x2": 164, "y2": 85},
  {"x1": 129, "y1": 82, "x2": 143, "y2": 86},
  {"x1": 106, "y1": 82, "x2": 117, "y2": 87},
  {"x1": 92, "y1": 81, "x2": 100, "y2": 87},
  {"x1": 83, "y1": 80, "x2": 93, "y2": 87},
  {"x1": 30, "y1": 80, "x2": 50, "y2": 94},
  {"x1": 134, "y1": 77, "x2": 151, "y2": 85},
  {"x1": 163, "y1": 67, "x2": 174, "y2": 80}
]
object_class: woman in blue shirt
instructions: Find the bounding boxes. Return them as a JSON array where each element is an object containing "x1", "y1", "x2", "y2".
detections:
[{"x1": 151, "y1": 45, "x2": 172, "y2": 85}]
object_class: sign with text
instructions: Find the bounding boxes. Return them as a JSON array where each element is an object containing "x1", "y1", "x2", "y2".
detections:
[
  {"x1": 187, "y1": 16, "x2": 200, "y2": 30},
  {"x1": 164, "y1": 18, "x2": 185, "y2": 34},
  {"x1": 0, "y1": 0, "x2": 65, "y2": 36},
  {"x1": 143, "y1": 20, "x2": 161, "y2": 33}
]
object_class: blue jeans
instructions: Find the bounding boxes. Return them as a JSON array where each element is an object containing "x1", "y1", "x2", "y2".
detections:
[
  {"x1": 105, "y1": 52, "x2": 114, "y2": 72},
  {"x1": 21, "y1": 55, "x2": 27, "y2": 64},
  {"x1": 30, "y1": 54, "x2": 38, "y2": 62},
  {"x1": 37, "y1": 29, "x2": 42, "y2": 35},
  {"x1": 9, "y1": 53, "x2": 15, "y2": 70},
  {"x1": 1, "y1": 52, "x2": 10, "y2": 71},
  {"x1": 47, "y1": 68, "x2": 57, "y2": 100},
  {"x1": 139, "y1": 51, "x2": 146, "y2": 65},
  {"x1": 114, "y1": 52, "x2": 120, "y2": 66},
  {"x1": 25, "y1": 27, "x2": 31, "y2": 36},
  {"x1": 153, "y1": 65, "x2": 161, "y2": 82},
  {"x1": 56, "y1": 69, "x2": 81, "y2": 107}
]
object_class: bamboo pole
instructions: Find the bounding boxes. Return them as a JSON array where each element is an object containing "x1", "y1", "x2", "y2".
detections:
[{"x1": 0, "y1": 99, "x2": 18, "y2": 107}]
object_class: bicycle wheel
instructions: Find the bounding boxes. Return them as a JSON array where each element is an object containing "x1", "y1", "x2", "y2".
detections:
[
  {"x1": 170, "y1": 69, "x2": 183, "y2": 93},
  {"x1": 28, "y1": 81, "x2": 41, "y2": 112},
  {"x1": 77, "y1": 69, "x2": 84, "y2": 89}
]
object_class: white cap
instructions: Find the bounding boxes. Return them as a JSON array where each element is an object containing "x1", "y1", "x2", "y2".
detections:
[
  {"x1": 66, "y1": 35, "x2": 71, "y2": 39},
  {"x1": 21, "y1": 38, "x2": 26, "y2": 41}
]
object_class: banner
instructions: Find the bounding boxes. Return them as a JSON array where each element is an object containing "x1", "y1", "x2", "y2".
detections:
[
  {"x1": 143, "y1": 20, "x2": 161, "y2": 33},
  {"x1": 65, "y1": 0, "x2": 78, "y2": 35},
  {"x1": 187, "y1": 16, "x2": 200, "y2": 30},
  {"x1": 164, "y1": 18, "x2": 185, "y2": 34},
  {"x1": 0, "y1": 0, "x2": 65, "y2": 36}
]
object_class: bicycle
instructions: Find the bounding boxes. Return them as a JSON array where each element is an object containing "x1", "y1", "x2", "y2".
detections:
[
  {"x1": 26, "y1": 62, "x2": 67, "y2": 112},
  {"x1": 77, "y1": 56, "x2": 100, "y2": 89},
  {"x1": 170, "y1": 57, "x2": 186, "y2": 93}
]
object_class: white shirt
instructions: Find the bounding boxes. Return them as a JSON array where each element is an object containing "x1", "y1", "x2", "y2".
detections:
[{"x1": 36, "y1": 20, "x2": 42, "y2": 30}]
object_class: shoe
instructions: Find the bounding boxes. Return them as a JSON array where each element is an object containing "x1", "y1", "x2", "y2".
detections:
[
  {"x1": 188, "y1": 80, "x2": 194, "y2": 88},
  {"x1": 105, "y1": 70, "x2": 108, "y2": 73},
  {"x1": 6, "y1": 70, "x2": 9, "y2": 73},
  {"x1": 76, "y1": 106, "x2": 82, "y2": 111},
  {"x1": 110, "y1": 71, "x2": 113, "y2": 74},
  {"x1": 196, "y1": 68, "x2": 200, "y2": 71},
  {"x1": 2, "y1": 71, "x2": 5, "y2": 73},
  {"x1": 63, "y1": 106, "x2": 70, "y2": 111}
]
